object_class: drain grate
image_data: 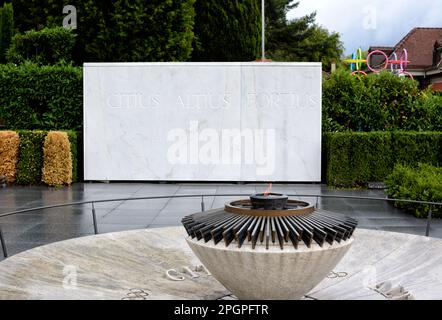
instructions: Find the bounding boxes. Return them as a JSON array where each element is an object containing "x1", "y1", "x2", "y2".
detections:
[{"x1": 370, "y1": 281, "x2": 415, "y2": 300}]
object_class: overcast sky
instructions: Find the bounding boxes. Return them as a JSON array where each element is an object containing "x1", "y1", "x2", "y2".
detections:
[{"x1": 287, "y1": 0, "x2": 442, "y2": 55}]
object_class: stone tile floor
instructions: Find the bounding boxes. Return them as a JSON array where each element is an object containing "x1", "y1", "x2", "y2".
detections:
[{"x1": 1, "y1": 183, "x2": 441, "y2": 261}]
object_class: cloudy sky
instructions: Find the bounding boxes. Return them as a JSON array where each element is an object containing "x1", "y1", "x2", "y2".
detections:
[{"x1": 288, "y1": 0, "x2": 442, "y2": 55}]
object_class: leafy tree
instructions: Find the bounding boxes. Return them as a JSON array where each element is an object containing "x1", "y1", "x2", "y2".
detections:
[
  {"x1": 192, "y1": 0, "x2": 261, "y2": 61},
  {"x1": 295, "y1": 25, "x2": 343, "y2": 68},
  {"x1": 0, "y1": 2, "x2": 14, "y2": 63},
  {"x1": 266, "y1": 0, "x2": 343, "y2": 69}
]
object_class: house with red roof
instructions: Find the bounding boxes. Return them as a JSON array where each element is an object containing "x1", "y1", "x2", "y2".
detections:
[{"x1": 368, "y1": 28, "x2": 442, "y2": 91}]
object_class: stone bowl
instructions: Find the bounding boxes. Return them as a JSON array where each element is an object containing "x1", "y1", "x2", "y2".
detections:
[
  {"x1": 187, "y1": 236, "x2": 353, "y2": 300},
  {"x1": 250, "y1": 193, "x2": 288, "y2": 210}
]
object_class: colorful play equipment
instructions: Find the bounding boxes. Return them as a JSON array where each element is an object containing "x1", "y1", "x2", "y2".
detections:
[
  {"x1": 344, "y1": 48, "x2": 367, "y2": 76},
  {"x1": 344, "y1": 48, "x2": 413, "y2": 79}
]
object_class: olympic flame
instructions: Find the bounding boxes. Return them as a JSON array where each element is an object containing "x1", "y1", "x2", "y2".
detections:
[{"x1": 264, "y1": 183, "x2": 273, "y2": 197}]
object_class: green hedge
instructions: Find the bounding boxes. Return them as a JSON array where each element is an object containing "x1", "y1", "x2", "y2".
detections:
[
  {"x1": 6, "y1": 27, "x2": 75, "y2": 65},
  {"x1": 323, "y1": 131, "x2": 442, "y2": 187},
  {"x1": 66, "y1": 130, "x2": 78, "y2": 183},
  {"x1": 12, "y1": 130, "x2": 78, "y2": 185},
  {"x1": 391, "y1": 131, "x2": 442, "y2": 167},
  {"x1": 0, "y1": 63, "x2": 82, "y2": 130},
  {"x1": 16, "y1": 130, "x2": 46, "y2": 185},
  {"x1": 323, "y1": 70, "x2": 442, "y2": 132},
  {"x1": 386, "y1": 164, "x2": 442, "y2": 218}
]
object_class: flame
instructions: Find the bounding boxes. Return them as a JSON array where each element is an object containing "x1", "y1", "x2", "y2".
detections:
[{"x1": 264, "y1": 183, "x2": 273, "y2": 196}]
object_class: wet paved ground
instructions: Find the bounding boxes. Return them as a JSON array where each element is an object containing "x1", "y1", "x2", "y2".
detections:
[{"x1": 1, "y1": 183, "x2": 441, "y2": 261}]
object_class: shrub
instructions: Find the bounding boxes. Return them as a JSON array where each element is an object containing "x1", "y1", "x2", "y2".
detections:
[
  {"x1": 386, "y1": 164, "x2": 442, "y2": 218},
  {"x1": 42, "y1": 131, "x2": 72, "y2": 186},
  {"x1": 324, "y1": 131, "x2": 442, "y2": 187},
  {"x1": 0, "y1": 130, "x2": 19, "y2": 182},
  {"x1": 420, "y1": 93, "x2": 442, "y2": 131},
  {"x1": 0, "y1": 63, "x2": 82, "y2": 130},
  {"x1": 322, "y1": 69, "x2": 436, "y2": 132},
  {"x1": 16, "y1": 130, "x2": 46, "y2": 185},
  {"x1": 66, "y1": 130, "x2": 78, "y2": 183},
  {"x1": 391, "y1": 131, "x2": 442, "y2": 167},
  {"x1": 0, "y1": 2, "x2": 14, "y2": 63},
  {"x1": 6, "y1": 27, "x2": 75, "y2": 65},
  {"x1": 324, "y1": 132, "x2": 393, "y2": 187}
]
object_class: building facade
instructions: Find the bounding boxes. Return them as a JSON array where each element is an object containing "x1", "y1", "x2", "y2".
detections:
[{"x1": 369, "y1": 28, "x2": 442, "y2": 91}]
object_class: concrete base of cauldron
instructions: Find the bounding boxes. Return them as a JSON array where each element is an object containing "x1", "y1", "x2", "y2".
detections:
[{"x1": 187, "y1": 237, "x2": 353, "y2": 300}]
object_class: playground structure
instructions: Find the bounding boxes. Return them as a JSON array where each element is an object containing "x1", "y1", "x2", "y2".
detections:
[{"x1": 344, "y1": 48, "x2": 413, "y2": 79}]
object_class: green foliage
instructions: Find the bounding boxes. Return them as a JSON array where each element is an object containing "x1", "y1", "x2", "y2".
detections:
[
  {"x1": 192, "y1": 0, "x2": 260, "y2": 61},
  {"x1": 322, "y1": 70, "x2": 442, "y2": 132},
  {"x1": 391, "y1": 131, "x2": 442, "y2": 167},
  {"x1": 386, "y1": 164, "x2": 442, "y2": 218},
  {"x1": 419, "y1": 92, "x2": 442, "y2": 131},
  {"x1": 66, "y1": 130, "x2": 78, "y2": 183},
  {"x1": 5, "y1": 0, "x2": 344, "y2": 65},
  {"x1": 12, "y1": 130, "x2": 78, "y2": 185},
  {"x1": 7, "y1": 0, "x2": 345, "y2": 64},
  {"x1": 1, "y1": 1, "x2": 47, "y2": 32},
  {"x1": 265, "y1": 1, "x2": 343, "y2": 69},
  {"x1": 0, "y1": 63, "x2": 82, "y2": 130},
  {"x1": 324, "y1": 132, "x2": 394, "y2": 187},
  {"x1": 0, "y1": 2, "x2": 14, "y2": 63},
  {"x1": 295, "y1": 25, "x2": 343, "y2": 69},
  {"x1": 324, "y1": 131, "x2": 442, "y2": 187},
  {"x1": 32, "y1": 0, "x2": 196, "y2": 63},
  {"x1": 6, "y1": 27, "x2": 75, "y2": 65},
  {"x1": 16, "y1": 130, "x2": 46, "y2": 185}
]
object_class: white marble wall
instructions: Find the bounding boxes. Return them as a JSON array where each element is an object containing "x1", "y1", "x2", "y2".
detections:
[{"x1": 84, "y1": 62, "x2": 322, "y2": 181}]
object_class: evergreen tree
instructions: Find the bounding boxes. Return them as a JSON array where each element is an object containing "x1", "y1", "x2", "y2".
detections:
[
  {"x1": 192, "y1": 0, "x2": 261, "y2": 61},
  {"x1": 0, "y1": 2, "x2": 14, "y2": 63},
  {"x1": 266, "y1": 0, "x2": 343, "y2": 69}
]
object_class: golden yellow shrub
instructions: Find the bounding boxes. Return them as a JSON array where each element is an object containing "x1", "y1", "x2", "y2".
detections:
[
  {"x1": 42, "y1": 131, "x2": 72, "y2": 186},
  {"x1": 0, "y1": 131, "x2": 20, "y2": 183}
]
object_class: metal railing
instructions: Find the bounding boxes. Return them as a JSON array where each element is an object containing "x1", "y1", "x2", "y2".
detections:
[{"x1": 0, "y1": 193, "x2": 441, "y2": 259}]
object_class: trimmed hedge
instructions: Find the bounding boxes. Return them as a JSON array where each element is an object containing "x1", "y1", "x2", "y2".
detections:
[
  {"x1": 6, "y1": 27, "x2": 75, "y2": 65},
  {"x1": 66, "y1": 130, "x2": 78, "y2": 183},
  {"x1": 42, "y1": 131, "x2": 72, "y2": 186},
  {"x1": 0, "y1": 63, "x2": 82, "y2": 130},
  {"x1": 323, "y1": 131, "x2": 442, "y2": 187},
  {"x1": 10, "y1": 130, "x2": 78, "y2": 185},
  {"x1": 0, "y1": 130, "x2": 19, "y2": 182},
  {"x1": 391, "y1": 131, "x2": 442, "y2": 167},
  {"x1": 386, "y1": 164, "x2": 442, "y2": 218},
  {"x1": 16, "y1": 130, "x2": 46, "y2": 185}
]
